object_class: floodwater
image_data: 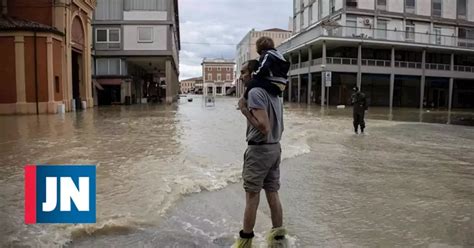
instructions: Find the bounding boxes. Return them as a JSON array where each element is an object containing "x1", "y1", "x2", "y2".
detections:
[{"x1": 0, "y1": 96, "x2": 473, "y2": 247}]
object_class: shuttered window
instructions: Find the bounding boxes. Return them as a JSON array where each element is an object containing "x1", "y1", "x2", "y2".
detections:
[{"x1": 432, "y1": 0, "x2": 442, "y2": 17}]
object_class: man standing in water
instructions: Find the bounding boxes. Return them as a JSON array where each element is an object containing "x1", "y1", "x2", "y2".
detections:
[
  {"x1": 233, "y1": 60, "x2": 286, "y2": 247},
  {"x1": 351, "y1": 86, "x2": 368, "y2": 134}
]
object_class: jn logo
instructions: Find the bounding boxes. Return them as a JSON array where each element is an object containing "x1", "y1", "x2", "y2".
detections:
[{"x1": 24, "y1": 165, "x2": 96, "y2": 224}]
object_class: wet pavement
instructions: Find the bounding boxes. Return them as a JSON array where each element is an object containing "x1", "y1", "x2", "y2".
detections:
[{"x1": 0, "y1": 96, "x2": 473, "y2": 247}]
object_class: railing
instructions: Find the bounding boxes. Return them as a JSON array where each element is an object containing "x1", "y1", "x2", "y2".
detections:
[
  {"x1": 288, "y1": 56, "x2": 474, "y2": 73},
  {"x1": 327, "y1": 57, "x2": 358, "y2": 65},
  {"x1": 395, "y1": 61, "x2": 422, "y2": 69},
  {"x1": 362, "y1": 59, "x2": 391, "y2": 67},
  {"x1": 425, "y1": 63, "x2": 450, "y2": 71},
  {"x1": 278, "y1": 25, "x2": 474, "y2": 53},
  {"x1": 312, "y1": 58, "x2": 322, "y2": 65},
  {"x1": 454, "y1": 65, "x2": 474, "y2": 72}
]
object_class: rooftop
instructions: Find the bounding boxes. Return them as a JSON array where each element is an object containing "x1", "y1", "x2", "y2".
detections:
[
  {"x1": 0, "y1": 15, "x2": 63, "y2": 35},
  {"x1": 202, "y1": 58, "x2": 235, "y2": 64},
  {"x1": 181, "y1": 76, "x2": 203, "y2": 82},
  {"x1": 263, "y1": 28, "x2": 291, "y2": 32}
]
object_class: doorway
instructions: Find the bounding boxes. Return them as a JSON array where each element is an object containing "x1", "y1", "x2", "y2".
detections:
[{"x1": 72, "y1": 50, "x2": 83, "y2": 110}]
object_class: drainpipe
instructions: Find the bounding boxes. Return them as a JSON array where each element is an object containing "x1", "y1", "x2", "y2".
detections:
[{"x1": 34, "y1": 32, "x2": 39, "y2": 115}]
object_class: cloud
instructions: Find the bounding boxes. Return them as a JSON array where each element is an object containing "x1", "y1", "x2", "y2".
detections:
[{"x1": 178, "y1": 0, "x2": 292, "y2": 80}]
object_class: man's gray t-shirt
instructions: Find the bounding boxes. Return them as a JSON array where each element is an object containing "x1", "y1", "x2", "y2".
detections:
[{"x1": 246, "y1": 88, "x2": 284, "y2": 143}]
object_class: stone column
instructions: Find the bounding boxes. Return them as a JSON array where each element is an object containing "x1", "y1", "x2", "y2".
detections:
[
  {"x1": 321, "y1": 40, "x2": 326, "y2": 106},
  {"x1": 307, "y1": 46, "x2": 312, "y2": 104},
  {"x1": 420, "y1": 49, "x2": 426, "y2": 110},
  {"x1": 46, "y1": 36, "x2": 56, "y2": 113},
  {"x1": 14, "y1": 35, "x2": 27, "y2": 113},
  {"x1": 84, "y1": 18, "x2": 93, "y2": 107},
  {"x1": 165, "y1": 60, "x2": 173, "y2": 103},
  {"x1": 66, "y1": 8, "x2": 73, "y2": 111},
  {"x1": 297, "y1": 75, "x2": 301, "y2": 103},
  {"x1": 297, "y1": 50, "x2": 302, "y2": 103},
  {"x1": 449, "y1": 53, "x2": 454, "y2": 111},
  {"x1": 357, "y1": 43, "x2": 362, "y2": 89},
  {"x1": 389, "y1": 46, "x2": 395, "y2": 113},
  {"x1": 288, "y1": 55, "x2": 292, "y2": 102}
]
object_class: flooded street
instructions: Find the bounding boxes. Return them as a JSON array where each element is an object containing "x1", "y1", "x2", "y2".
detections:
[{"x1": 0, "y1": 96, "x2": 473, "y2": 247}]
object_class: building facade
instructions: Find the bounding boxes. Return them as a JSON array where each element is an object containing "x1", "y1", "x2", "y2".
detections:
[
  {"x1": 202, "y1": 59, "x2": 235, "y2": 96},
  {"x1": 279, "y1": 0, "x2": 474, "y2": 110},
  {"x1": 180, "y1": 76, "x2": 202, "y2": 94},
  {"x1": 235, "y1": 28, "x2": 292, "y2": 97},
  {"x1": 92, "y1": 0, "x2": 180, "y2": 105},
  {"x1": 0, "y1": 0, "x2": 96, "y2": 114}
]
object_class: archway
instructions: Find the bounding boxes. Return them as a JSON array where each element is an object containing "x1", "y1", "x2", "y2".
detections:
[{"x1": 71, "y1": 16, "x2": 85, "y2": 110}]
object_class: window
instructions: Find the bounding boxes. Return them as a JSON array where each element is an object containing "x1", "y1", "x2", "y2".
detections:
[
  {"x1": 217, "y1": 74, "x2": 221, "y2": 81},
  {"x1": 96, "y1": 29, "x2": 107, "y2": 42},
  {"x1": 406, "y1": 22, "x2": 415, "y2": 41},
  {"x1": 96, "y1": 58, "x2": 121, "y2": 75},
  {"x1": 226, "y1": 74, "x2": 231, "y2": 81},
  {"x1": 432, "y1": 0, "x2": 442, "y2": 17},
  {"x1": 330, "y1": 0, "x2": 335, "y2": 13},
  {"x1": 96, "y1": 28, "x2": 120, "y2": 43},
  {"x1": 346, "y1": 17, "x2": 357, "y2": 37},
  {"x1": 55, "y1": 76, "x2": 60, "y2": 93},
  {"x1": 459, "y1": 28, "x2": 474, "y2": 39},
  {"x1": 433, "y1": 27, "x2": 441, "y2": 45},
  {"x1": 226, "y1": 67, "x2": 230, "y2": 71},
  {"x1": 208, "y1": 74, "x2": 212, "y2": 81},
  {"x1": 125, "y1": 0, "x2": 167, "y2": 11},
  {"x1": 97, "y1": 59, "x2": 108, "y2": 75},
  {"x1": 293, "y1": 17, "x2": 296, "y2": 32},
  {"x1": 346, "y1": 0, "x2": 357, "y2": 8},
  {"x1": 217, "y1": 67, "x2": 221, "y2": 71},
  {"x1": 309, "y1": 3, "x2": 313, "y2": 23},
  {"x1": 138, "y1": 27, "x2": 153, "y2": 42},
  {"x1": 109, "y1": 59, "x2": 120, "y2": 75},
  {"x1": 457, "y1": 0, "x2": 467, "y2": 19},
  {"x1": 207, "y1": 67, "x2": 211, "y2": 71},
  {"x1": 318, "y1": 0, "x2": 323, "y2": 18},
  {"x1": 377, "y1": 0, "x2": 387, "y2": 10},
  {"x1": 109, "y1": 29, "x2": 120, "y2": 42},
  {"x1": 377, "y1": 19, "x2": 388, "y2": 39},
  {"x1": 405, "y1": 0, "x2": 415, "y2": 13}
]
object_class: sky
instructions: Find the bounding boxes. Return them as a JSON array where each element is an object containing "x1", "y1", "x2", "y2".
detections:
[{"x1": 178, "y1": 0, "x2": 292, "y2": 80}]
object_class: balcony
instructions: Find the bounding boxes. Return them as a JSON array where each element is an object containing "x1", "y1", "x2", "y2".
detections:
[
  {"x1": 279, "y1": 25, "x2": 474, "y2": 53},
  {"x1": 290, "y1": 56, "x2": 474, "y2": 74}
]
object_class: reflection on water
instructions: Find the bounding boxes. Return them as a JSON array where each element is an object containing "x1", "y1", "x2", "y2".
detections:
[
  {"x1": 0, "y1": 96, "x2": 473, "y2": 247},
  {"x1": 285, "y1": 103, "x2": 474, "y2": 126}
]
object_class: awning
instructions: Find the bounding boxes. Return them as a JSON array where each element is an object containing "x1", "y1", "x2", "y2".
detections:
[
  {"x1": 93, "y1": 79, "x2": 104, "y2": 90},
  {"x1": 96, "y1": 78, "x2": 122, "y2": 86}
]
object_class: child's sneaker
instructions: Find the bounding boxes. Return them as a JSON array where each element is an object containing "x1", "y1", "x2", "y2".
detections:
[
  {"x1": 267, "y1": 227, "x2": 288, "y2": 247},
  {"x1": 232, "y1": 230, "x2": 254, "y2": 248}
]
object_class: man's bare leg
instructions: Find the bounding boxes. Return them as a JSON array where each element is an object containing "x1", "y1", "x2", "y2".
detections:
[
  {"x1": 265, "y1": 190, "x2": 283, "y2": 228},
  {"x1": 243, "y1": 191, "x2": 260, "y2": 233}
]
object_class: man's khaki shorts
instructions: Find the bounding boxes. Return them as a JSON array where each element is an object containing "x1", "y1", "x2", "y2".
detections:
[{"x1": 242, "y1": 143, "x2": 281, "y2": 192}]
